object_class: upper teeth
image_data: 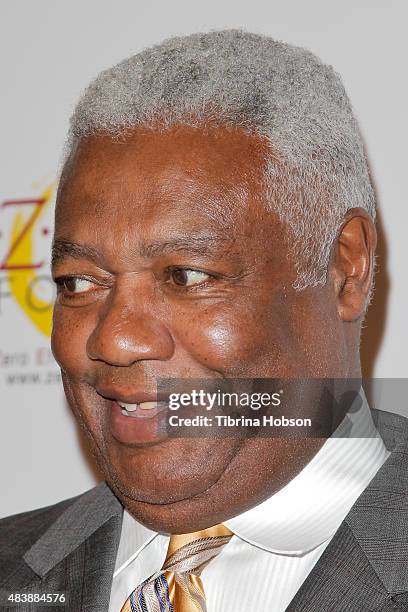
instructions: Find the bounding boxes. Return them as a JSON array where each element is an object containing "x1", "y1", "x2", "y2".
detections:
[
  {"x1": 118, "y1": 401, "x2": 159, "y2": 411},
  {"x1": 118, "y1": 402, "x2": 138, "y2": 412}
]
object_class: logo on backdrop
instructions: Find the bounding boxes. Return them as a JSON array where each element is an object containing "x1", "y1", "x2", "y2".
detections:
[
  {"x1": 0, "y1": 184, "x2": 61, "y2": 386},
  {"x1": 0, "y1": 184, "x2": 55, "y2": 337}
]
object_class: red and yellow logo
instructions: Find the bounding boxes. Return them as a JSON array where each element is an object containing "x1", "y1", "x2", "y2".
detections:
[{"x1": 1, "y1": 185, "x2": 55, "y2": 337}]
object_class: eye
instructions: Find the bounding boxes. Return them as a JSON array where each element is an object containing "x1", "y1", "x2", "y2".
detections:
[
  {"x1": 54, "y1": 276, "x2": 97, "y2": 295},
  {"x1": 171, "y1": 268, "x2": 211, "y2": 287}
]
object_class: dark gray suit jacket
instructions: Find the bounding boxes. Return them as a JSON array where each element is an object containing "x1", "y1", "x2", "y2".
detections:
[{"x1": 1, "y1": 409, "x2": 408, "y2": 611}]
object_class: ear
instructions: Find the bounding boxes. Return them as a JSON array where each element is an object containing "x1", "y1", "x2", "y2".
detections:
[{"x1": 331, "y1": 207, "x2": 377, "y2": 322}]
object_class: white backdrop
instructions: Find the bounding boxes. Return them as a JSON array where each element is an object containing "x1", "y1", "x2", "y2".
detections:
[{"x1": 1, "y1": 0, "x2": 407, "y2": 519}]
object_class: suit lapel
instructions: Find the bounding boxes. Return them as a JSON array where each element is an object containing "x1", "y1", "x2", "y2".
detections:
[
  {"x1": 345, "y1": 411, "x2": 408, "y2": 595},
  {"x1": 79, "y1": 514, "x2": 123, "y2": 611},
  {"x1": 23, "y1": 482, "x2": 122, "y2": 576},
  {"x1": 16, "y1": 482, "x2": 123, "y2": 612},
  {"x1": 288, "y1": 409, "x2": 408, "y2": 611},
  {"x1": 286, "y1": 522, "x2": 392, "y2": 611}
]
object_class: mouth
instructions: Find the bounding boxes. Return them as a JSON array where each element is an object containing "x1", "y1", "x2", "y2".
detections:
[
  {"x1": 108, "y1": 399, "x2": 169, "y2": 446},
  {"x1": 95, "y1": 386, "x2": 171, "y2": 446}
]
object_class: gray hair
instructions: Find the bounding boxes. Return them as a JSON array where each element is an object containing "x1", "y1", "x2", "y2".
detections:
[{"x1": 67, "y1": 29, "x2": 375, "y2": 290}]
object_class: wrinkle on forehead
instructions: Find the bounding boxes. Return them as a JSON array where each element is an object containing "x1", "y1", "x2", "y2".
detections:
[
  {"x1": 152, "y1": 164, "x2": 253, "y2": 229},
  {"x1": 56, "y1": 125, "x2": 274, "y2": 241}
]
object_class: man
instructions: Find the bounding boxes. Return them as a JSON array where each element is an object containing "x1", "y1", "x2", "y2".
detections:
[{"x1": 1, "y1": 29, "x2": 407, "y2": 612}]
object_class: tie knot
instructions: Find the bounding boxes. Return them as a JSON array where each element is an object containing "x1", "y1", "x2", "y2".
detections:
[
  {"x1": 163, "y1": 524, "x2": 233, "y2": 576},
  {"x1": 166, "y1": 524, "x2": 233, "y2": 560},
  {"x1": 121, "y1": 524, "x2": 233, "y2": 611}
]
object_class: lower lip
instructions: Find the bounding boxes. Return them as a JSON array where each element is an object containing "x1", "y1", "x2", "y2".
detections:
[{"x1": 109, "y1": 401, "x2": 168, "y2": 445}]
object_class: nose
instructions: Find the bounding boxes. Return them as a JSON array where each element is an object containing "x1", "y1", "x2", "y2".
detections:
[{"x1": 86, "y1": 291, "x2": 175, "y2": 366}]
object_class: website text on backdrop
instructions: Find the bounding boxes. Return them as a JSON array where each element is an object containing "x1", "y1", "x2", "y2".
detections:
[{"x1": 1, "y1": 30, "x2": 407, "y2": 612}]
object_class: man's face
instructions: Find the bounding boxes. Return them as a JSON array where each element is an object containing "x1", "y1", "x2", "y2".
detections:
[{"x1": 52, "y1": 126, "x2": 349, "y2": 532}]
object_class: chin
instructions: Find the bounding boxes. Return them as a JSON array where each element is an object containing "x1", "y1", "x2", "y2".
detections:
[
  {"x1": 99, "y1": 435, "x2": 241, "y2": 504},
  {"x1": 109, "y1": 473, "x2": 209, "y2": 505},
  {"x1": 114, "y1": 485, "x2": 232, "y2": 534}
]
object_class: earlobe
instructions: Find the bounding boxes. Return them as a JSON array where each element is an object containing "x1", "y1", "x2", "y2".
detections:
[{"x1": 332, "y1": 208, "x2": 377, "y2": 322}]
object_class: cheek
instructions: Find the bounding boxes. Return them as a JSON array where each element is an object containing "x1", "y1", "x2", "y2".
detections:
[
  {"x1": 282, "y1": 291, "x2": 346, "y2": 377},
  {"x1": 170, "y1": 288, "x2": 323, "y2": 377},
  {"x1": 172, "y1": 305, "x2": 275, "y2": 374},
  {"x1": 51, "y1": 305, "x2": 92, "y2": 376}
]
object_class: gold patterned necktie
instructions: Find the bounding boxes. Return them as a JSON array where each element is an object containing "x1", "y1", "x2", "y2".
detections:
[{"x1": 120, "y1": 524, "x2": 233, "y2": 612}]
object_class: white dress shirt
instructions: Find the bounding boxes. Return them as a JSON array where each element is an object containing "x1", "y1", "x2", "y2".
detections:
[{"x1": 108, "y1": 395, "x2": 389, "y2": 611}]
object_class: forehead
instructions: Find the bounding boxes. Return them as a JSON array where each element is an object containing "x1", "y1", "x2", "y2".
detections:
[{"x1": 56, "y1": 125, "x2": 270, "y2": 228}]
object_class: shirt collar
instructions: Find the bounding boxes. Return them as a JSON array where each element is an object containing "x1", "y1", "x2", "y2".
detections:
[
  {"x1": 115, "y1": 389, "x2": 389, "y2": 569},
  {"x1": 114, "y1": 511, "x2": 158, "y2": 574},
  {"x1": 223, "y1": 390, "x2": 389, "y2": 554}
]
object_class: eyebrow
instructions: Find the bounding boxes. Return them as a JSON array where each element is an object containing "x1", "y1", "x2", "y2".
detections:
[
  {"x1": 51, "y1": 234, "x2": 233, "y2": 267},
  {"x1": 140, "y1": 235, "x2": 230, "y2": 258},
  {"x1": 51, "y1": 240, "x2": 101, "y2": 266},
  {"x1": 51, "y1": 241, "x2": 101, "y2": 267}
]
